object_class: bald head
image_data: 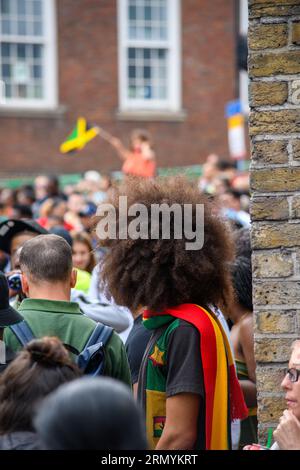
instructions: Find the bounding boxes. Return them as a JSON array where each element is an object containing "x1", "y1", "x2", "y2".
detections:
[{"x1": 20, "y1": 234, "x2": 73, "y2": 283}]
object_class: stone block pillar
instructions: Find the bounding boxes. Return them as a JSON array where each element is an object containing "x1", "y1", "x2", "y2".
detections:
[{"x1": 248, "y1": 0, "x2": 300, "y2": 441}]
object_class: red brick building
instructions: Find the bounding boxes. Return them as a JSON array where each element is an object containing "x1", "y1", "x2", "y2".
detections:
[{"x1": 0, "y1": 0, "x2": 246, "y2": 177}]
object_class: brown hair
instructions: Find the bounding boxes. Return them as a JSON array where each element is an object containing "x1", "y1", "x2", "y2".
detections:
[
  {"x1": 0, "y1": 337, "x2": 81, "y2": 434},
  {"x1": 97, "y1": 176, "x2": 234, "y2": 312},
  {"x1": 130, "y1": 128, "x2": 153, "y2": 149},
  {"x1": 72, "y1": 232, "x2": 96, "y2": 274}
]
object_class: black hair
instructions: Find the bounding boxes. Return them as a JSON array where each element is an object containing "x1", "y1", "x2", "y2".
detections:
[
  {"x1": 231, "y1": 256, "x2": 253, "y2": 311},
  {"x1": 233, "y1": 228, "x2": 251, "y2": 259},
  {"x1": 224, "y1": 189, "x2": 241, "y2": 200},
  {"x1": 13, "y1": 204, "x2": 33, "y2": 219},
  {"x1": 34, "y1": 377, "x2": 147, "y2": 450},
  {"x1": 216, "y1": 160, "x2": 236, "y2": 171},
  {"x1": 0, "y1": 337, "x2": 81, "y2": 434}
]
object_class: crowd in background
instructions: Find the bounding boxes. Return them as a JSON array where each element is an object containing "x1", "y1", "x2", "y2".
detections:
[
  {"x1": 0, "y1": 148, "x2": 297, "y2": 452},
  {"x1": 0, "y1": 150, "x2": 251, "y2": 288}
]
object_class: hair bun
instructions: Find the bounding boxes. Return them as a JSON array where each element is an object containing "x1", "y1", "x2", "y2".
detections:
[{"x1": 26, "y1": 337, "x2": 71, "y2": 367}]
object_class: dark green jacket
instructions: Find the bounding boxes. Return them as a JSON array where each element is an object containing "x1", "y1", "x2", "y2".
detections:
[{"x1": 4, "y1": 298, "x2": 131, "y2": 387}]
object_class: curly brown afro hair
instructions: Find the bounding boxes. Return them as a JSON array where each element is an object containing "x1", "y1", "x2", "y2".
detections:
[{"x1": 96, "y1": 176, "x2": 234, "y2": 312}]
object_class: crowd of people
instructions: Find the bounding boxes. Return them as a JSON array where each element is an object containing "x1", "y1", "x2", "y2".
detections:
[{"x1": 0, "y1": 139, "x2": 297, "y2": 451}]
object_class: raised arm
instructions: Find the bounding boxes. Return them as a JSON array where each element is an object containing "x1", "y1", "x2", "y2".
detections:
[{"x1": 107, "y1": 136, "x2": 131, "y2": 161}]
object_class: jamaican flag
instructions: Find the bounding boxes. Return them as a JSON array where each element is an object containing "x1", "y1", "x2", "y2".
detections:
[{"x1": 60, "y1": 117, "x2": 99, "y2": 154}]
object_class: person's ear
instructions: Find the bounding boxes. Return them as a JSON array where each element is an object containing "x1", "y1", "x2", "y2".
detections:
[
  {"x1": 21, "y1": 273, "x2": 29, "y2": 297},
  {"x1": 70, "y1": 269, "x2": 77, "y2": 289}
]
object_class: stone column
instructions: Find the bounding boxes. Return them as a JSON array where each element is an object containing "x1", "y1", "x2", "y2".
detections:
[{"x1": 248, "y1": 0, "x2": 300, "y2": 441}]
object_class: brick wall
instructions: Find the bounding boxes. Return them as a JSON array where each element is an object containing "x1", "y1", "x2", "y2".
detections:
[
  {"x1": 249, "y1": 0, "x2": 300, "y2": 442},
  {"x1": 0, "y1": 0, "x2": 236, "y2": 176}
]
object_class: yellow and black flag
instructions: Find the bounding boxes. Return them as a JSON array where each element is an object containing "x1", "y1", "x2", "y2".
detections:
[{"x1": 60, "y1": 117, "x2": 99, "y2": 154}]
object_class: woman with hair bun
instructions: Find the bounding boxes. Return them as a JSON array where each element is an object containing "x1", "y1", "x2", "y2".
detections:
[{"x1": 0, "y1": 336, "x2": 81, "y2": 450}]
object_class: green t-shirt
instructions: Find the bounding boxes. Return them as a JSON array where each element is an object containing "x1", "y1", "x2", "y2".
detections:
[{"x1": 4, "y1": 298, "x2": 131, "y2": 387}]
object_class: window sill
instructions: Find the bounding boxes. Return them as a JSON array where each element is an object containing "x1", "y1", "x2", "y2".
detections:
[
  {"x1": 116, "y1": 109, "x2": 187, "y2": 122},
  {"x1": 0, "y1": 105, "x2": 67, "y2": 119}
]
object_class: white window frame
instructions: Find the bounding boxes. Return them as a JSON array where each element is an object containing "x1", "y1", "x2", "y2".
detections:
[
  {"x1": 118, "y1": 0, "x2": 181, "y2": 112},
  {"x1": 0, "y1": 0, "x2": 58, "y2": 109}
]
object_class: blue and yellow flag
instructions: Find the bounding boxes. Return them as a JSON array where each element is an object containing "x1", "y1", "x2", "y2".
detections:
[{"x1": 60, "y1": 117, "x2": 99, "y2": 154}]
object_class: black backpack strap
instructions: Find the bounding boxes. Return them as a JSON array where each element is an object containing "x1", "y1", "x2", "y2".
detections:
[
  {"x1": 84, "y1": 323, "x2": 113, "y2": 350},
  {"x1": 9, "y1": 320, "x2": 36, "y2": 347}
]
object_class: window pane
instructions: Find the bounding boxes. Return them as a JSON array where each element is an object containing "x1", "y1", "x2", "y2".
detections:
[
  {"x1": 128, "y1": 86, "x2": 136, "y2": 98},
  {"x1": 144, "y1": 66, "x2": 151, "y2": 79},
  {"x1": 144, "y1": 6, "x2": 151, "y2": 21},
  {"x1": 158, "y1": 49, "x2": 166, "y2": 59},
  {"x1": 33, "y1": 44, "x2": 42, "y2": 58},
  {"x1": 33, "y1": 0, "x2": 42, "y2": 17},
  {"x1": 1, "y1": 42, "x2": 10, "y2": 58},
  {"x1": 17, "y1": 0, "x2": 26, "y2": 15},
  {"x1": 144, "y1": 85, "x2": 151, "y2": 99},
  {"x1": 129, "y1": 5, "x2": 136, "y2": 20},
  {"x1": 13, "y1": 62, "x2": 30, "y2": 84},
  {"x1": 18, "y1": 20, "x2": 27, "y2": 35},
  {"x1": 145, "y1": 26, "x2": 151, "y2": 39},
  {"x1": 17, "y1": 83, "x2": 27, "y2": 97},
  {"x1": 136, "y1": 27, "x2": 144, "y2": 39},
  {"x1": 158, "y1": 86, "x2": 167, "y2": 99},
  {"x1": 33, "y1": 84, "x2": 42, "y2": 98},
  {"x1": 136, "y1": 6, "x2": 143, "y2": 21},
  {"x1": 33, "y1": 21, "x2": 42, "y2": 35},
  {"x1": 136, "y1": 48, "x2": 143, "y2": 60},
  {"x1": 126, "y1": 47, "x2": 167, "y2": 102},
  {"x1": 160, "y1": 6, "x2": 167, "y2": 21},
  {"x1": 4, "y1": 83, "x2": 12, "y2": 97},
  {"x1": 152, "y1": 7, "x2": 159, "y2": 21},
  {"x1": 0, "y1": 0, "x2": 46, "y2": 102},
  {"x1": 137, "y1": 86, "x2": 144, "y2": 99},
  {"x1": 2, "y1": 63, "x2": 11, "y2": 78},
  {"x1": 152, "y1": 27, "x2": 160, "y2": 40},
  {"x1": 128, "y1": 65, "x2": 136, "y2": 79},
  {"x1": 127, "y1": 0, "x2": 168, "y2": 42},
  {"x1": 159, "y1": 66, "x2": 166, "y2": 79},
  {"x1": 128, "y1": 48, "x2": 135, "y2": 60},
  {"x1": 32, "y1": 64, "x2": 42, "y2": 78},
  {"x1": 129, "y1": 26, "x2": 136, "y2": 39},
  {"x1": 160, "y1": 27, "x2": 167, "y2": 40},
  {"x1": 17, "y1": 43, "x2": 26, "y2": 58},
  {"x1": 0, "y1": 0, "x2": 10, "y2": 14},
  {"x1": 2, "y1": 19, "x2": 11, "y2": 35},
  {"x1": 26, "y1": 44, "x2": 33, "y2": 58}
]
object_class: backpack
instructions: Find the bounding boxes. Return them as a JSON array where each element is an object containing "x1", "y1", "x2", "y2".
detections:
[{"x1": 9, "y1": 320, "x2": 113, "y2": 376}]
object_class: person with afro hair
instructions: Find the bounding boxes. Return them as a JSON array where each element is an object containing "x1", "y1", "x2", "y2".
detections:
[{"x1": 97, "y1": 176, "x2": 248, "y2": 450}]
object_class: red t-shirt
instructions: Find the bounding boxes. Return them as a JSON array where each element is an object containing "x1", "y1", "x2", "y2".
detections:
[{"x1": 122, "y1": 150, "x2": 156, "y2": 178}]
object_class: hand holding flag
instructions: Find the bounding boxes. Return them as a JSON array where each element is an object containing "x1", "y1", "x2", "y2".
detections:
[
  {"x1": 60, "y1": 117, "x2": 100, "y2": 154},
  {"x1": 60, "y1": 117, "x2": 118, "y2": 154}
]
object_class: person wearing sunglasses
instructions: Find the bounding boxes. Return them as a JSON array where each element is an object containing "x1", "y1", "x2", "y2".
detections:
[{"x1": 272, "y1": 341, "x2": 300, "y2": 450}]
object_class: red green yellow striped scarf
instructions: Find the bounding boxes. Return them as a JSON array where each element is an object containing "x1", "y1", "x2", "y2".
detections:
[{"x1": 143, "y1": 304, "x2": 248, "y2": 450}]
